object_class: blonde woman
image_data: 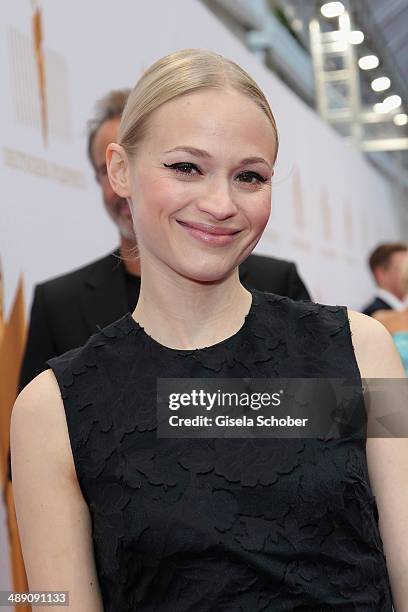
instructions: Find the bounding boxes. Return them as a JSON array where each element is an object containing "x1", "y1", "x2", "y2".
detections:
[{"x1": 11, "y1": 50, "x2": 407, "y2": 611}]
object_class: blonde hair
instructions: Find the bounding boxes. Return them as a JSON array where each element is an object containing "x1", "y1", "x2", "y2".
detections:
[{"x1": 118, "y1": 48, "x2": 278, "y2": 161}]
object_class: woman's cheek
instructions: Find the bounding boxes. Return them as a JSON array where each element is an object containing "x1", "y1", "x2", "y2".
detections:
[
  {"x1": 153, "y1": 182, "x2": 196, "y2": 214},
  {"x1": 250, "y1": 196, "x2": 271, "y2": 229}
]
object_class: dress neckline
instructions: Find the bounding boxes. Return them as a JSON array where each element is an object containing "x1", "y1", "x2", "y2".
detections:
[{"x1": 126, "y1": 289, "x2": 256, "y2": 354}]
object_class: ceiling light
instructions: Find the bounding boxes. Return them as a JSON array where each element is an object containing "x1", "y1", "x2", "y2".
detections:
[
  {"x1": 373, "y1": 103, "x2": 388, "y2": 114},
  {"x1": 321, "y1": 2, "x2": 345, "y2": 18},
  {"x1": 382, "y1": 95, "x2": 402, "y2": 111},
  {"x1": 358, "y1": 55, "x2": 379, "y2": 70},
  {"x1": 349, "y1": 30, "x2": 364, "y2": 44},
  {"x1": 393, "y1": 113, "x2": 408, "y2": 126},
  {"x1": 291, "y1": 18, "x2": 303, "y2": 32},
  {"x1": 371, "y1": 77, "x2": 391, "y2": 92}
]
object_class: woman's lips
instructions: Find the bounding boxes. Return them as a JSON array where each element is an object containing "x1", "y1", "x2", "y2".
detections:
[{"x1": 176, "y1": 220, "x2": 241, "y2": 246}]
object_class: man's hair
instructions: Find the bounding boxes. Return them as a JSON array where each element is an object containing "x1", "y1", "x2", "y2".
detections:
[
  {"x1": 369, "y1": 242, "x2": 408, "y2": 273},
  {"x1": 87, "y1": 89, "x2": 130, "y2": 170}
]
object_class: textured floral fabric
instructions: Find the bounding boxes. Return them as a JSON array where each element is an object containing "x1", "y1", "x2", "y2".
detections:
[{"x1": 47, "y1": 290, "x2": 393, "y2": 611}]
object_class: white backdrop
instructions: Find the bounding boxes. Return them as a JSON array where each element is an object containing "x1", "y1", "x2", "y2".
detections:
[{"x1": 0, "y1": 0, "x2": 402, "y2": 595}]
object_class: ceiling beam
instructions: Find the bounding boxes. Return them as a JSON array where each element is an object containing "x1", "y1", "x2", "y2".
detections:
[{"x1": 361, "y1": 138, "x2": 408, "y2": 152}]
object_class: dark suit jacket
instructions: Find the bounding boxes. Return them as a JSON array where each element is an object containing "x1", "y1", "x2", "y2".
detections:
[
  {"x1": 362, "y1": 297, "x2": 392, "y2": 317},
  {"x1": 19, "y1": 250, "x2": 310, "y2": 391}
]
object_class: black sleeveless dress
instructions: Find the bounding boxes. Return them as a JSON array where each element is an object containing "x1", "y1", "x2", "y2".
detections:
[{"x1": 47, "y1": 290, "x2": 394, "y2": 611}]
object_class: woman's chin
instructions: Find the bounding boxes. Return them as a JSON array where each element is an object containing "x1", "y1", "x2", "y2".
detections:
[{"x1": 178, "y1": 263, "x2": 237, "y2": 285}]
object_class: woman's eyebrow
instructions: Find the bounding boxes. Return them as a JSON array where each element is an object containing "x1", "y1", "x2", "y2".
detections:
[
  {"x1": 163, "y1": 146, "x2": 272, "y2": 169},
  {"x1": 164, "y1": 146, "x2": 211, "y2": 158}
]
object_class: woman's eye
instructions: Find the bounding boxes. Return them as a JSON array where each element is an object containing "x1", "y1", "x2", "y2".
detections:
[
  {"x1": 163, "y1": 164, "x2": 267, "y2": 185},
  {"x1": 163, "y1": 162, "x2": 200, "y2": 175},
  {"x1": 236, "y1": 171, "x2": 267, "y2": 185}
]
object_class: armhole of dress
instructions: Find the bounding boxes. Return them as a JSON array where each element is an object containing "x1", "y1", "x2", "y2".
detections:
[{"x1": 46, "y1": 362, "x2": 91, "y2": 508}]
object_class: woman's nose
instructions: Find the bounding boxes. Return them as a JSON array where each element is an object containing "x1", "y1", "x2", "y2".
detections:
[{"x1": 196, "y1": 180, "x2": 238, "y2": 220}]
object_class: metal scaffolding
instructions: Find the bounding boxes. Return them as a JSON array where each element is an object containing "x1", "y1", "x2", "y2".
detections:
[{"x1": 309, "y1": 2, "x2": 408, "y2": 153}]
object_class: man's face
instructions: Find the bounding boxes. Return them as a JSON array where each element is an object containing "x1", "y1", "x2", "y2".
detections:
[
  {"x1": 376, "y1": 250, "x2": 408, "y2": 300},
  {"x1": 91, "y1": 118, "x2": 135, "y2": 242}
]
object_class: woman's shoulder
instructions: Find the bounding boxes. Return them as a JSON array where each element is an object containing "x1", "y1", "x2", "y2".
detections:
[
  {"x1": 13, "y1": 370, "x2": 60, "y2": 412},
  {"x1": 258, "y1": 293, "x2": 405, "y2": 376},
  {"x1": 11, "y1": 369, "x2": 74, "y2": 480},
  {"x1": 13, "y1": 369, "x2": 62, "y2": 421},
  {"x1": 347, "y1": 309, "x2": 406, "y2": 378},
  {"x1": 255, "y1": 289, "x2": 341, "y2": 310},
  {"x1": 254, "y1": 290, "x2": 348, "y2": 325}
]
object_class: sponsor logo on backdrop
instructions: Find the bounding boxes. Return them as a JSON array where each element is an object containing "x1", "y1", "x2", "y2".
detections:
[
  {"x1": 32, "y1": 0, "x2": 47, "y2": 145},
  {"x1": 3, "y1": 147, "x2": 85, "y2": 188},
  {"x1": 291, "y1": 166, "x2": 311, "y2": 252},
  {"x1": 320, "y1": 185, "x2": 336, "y2": 259},
  {"x1": 320, "y1": 185, "x2": 331, "y2": 240},
  {"x1": 343, "y1": 199, "x2": 357, "y2": 264},
  {"x1": 343, "y1": 199, "x2": 353, "y2": 246},
  {"x1": 360, "y1": 209, "x2": 370, "y2": 248},
  {"x1": 3, "y1": 1, "x2": 85, "y2": 188}
]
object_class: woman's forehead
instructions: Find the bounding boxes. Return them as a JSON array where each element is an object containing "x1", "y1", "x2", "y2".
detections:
[
  {"x1": 142, "y1": 89, "x2": 277, "y2": 158},
  {"x1": 151, "y1": 87, "x2": 268, "y2": 120}
]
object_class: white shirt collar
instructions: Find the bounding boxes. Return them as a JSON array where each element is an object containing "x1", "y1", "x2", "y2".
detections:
[{"x1": 376, "y1": 288, "x2": 407, "y2": 311}]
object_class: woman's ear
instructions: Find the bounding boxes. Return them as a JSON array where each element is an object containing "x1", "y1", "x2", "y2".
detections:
[{"x1": 106, "y1": 143, "x2": 131, "y2": 197}]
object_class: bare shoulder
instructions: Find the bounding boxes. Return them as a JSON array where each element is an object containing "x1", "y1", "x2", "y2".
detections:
[
  {"x1": 11, "y1": 369, "x2": 75, "y2": 480},
  {"x1": 13, "y1": 368, "x2": 61, "y2": 415},
  {"x1": 11, "y1": 373, "x2": 104, "y2": 608},
  {"x1": 347, "y1": 309, "x2": 406, "y2": 378}
]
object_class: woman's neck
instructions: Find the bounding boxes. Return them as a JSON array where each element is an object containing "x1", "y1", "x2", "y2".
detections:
[
  {"x1": 132, "y1": 262, "x2": 252, "y2": 350},
  {"x1": 120, "y1": 235, "x2": 141, "y2": 277}
]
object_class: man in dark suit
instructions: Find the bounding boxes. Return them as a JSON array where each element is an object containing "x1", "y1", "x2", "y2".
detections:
[
  {"x1": 362, "y1": 242, "x2": 408, "y2": 317},
  {"x1": 19, "y1": 90, "x2": 310, "y2": 391}
]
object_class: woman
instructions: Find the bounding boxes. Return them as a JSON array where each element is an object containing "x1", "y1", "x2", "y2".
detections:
[{"x1": 11, "y1": 49, "x2": 407, "y2": 611}]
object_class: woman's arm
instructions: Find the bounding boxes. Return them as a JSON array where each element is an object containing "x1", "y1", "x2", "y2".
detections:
[
  {"x1": 10, "y1": 370, "x2": 104, "y2": 612},
  {"x1": 349, "y1": 310, "x2": 408, "y2": 611}
]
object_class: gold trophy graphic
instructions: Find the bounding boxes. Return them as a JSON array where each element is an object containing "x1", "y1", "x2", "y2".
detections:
[{"x1": 32, "y1": 0, "x2": 48, "y2": 146}]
